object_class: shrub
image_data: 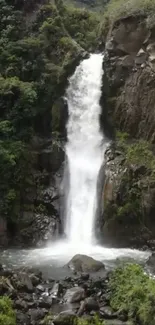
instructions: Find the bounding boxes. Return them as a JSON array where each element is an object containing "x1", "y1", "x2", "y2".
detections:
[
  {"x1": 101, "y1": 0, "x2": 155, "y2": 33},
  {"x1": 109, "y1": 264, "x2": 155, "y2": 324},
  {"x1": 116, "y1": 132, "x2": 155, "y2": 174},
  {"x1": 0, "y1": 296, "x2": 16, "y2": 325},
  {"x1": 77, "y1": 315, "x2": 105, "y2": 325}
]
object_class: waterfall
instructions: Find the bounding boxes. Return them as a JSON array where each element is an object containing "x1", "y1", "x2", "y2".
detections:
[
  {"x1": 24, "y1": 54, "x2": 150, "y2": 263},
  {"x1": 65, "y1": 53, "x2": 106, "y2": 246}
]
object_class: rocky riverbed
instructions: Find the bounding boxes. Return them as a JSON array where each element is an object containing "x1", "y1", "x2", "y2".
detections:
[{"x1": 1, "y1": 253, "x2": 155, "y2": 325}]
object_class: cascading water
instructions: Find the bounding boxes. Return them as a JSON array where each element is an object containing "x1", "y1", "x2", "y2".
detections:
[
  {"x1": 5, "y1": 53, "x2": 149, "y2": 270},
  {"x1": 65, "y1": 53, "x2": 106, "y2": 245}
]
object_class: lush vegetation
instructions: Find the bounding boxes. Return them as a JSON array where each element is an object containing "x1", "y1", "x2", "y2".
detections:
[
  {"x1": 0, "y1": 296, "x2": 16, "y2": 325},
  {"x1": 109, "y1": 264, "x2": 155, "y2": 325},
  {"x1": 101, "y1": 0, "x2": 155, "y2": 34},
  {"x1": 0, "y1": 0, "x2": 99, "y2": 226},
  {"x1": 116, "y1": 132, "x2": 155, "y2": 173},
  {"x1": 42, "y1": 314, "x2": 105, "y2": 325},
  {"x1": 77, "y1": 316, "x2": 105, "y2": 325},
  {"x1": 106, "y1": 133, "x2": 155, "y2": 224}
]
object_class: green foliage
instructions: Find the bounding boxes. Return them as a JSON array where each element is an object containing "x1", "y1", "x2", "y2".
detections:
[
  {"x1": 0, "y1": 140, "x2": 34, "y2": 220},
  {"x1": 0, "y1": 296, "x2": 16, "y2": 325},
  {"x1": 41, "y1": 314, "x2": 53, "y2": 325},
  {"x1": 0, "y1": 0, "x2": 99, "y2": 222},
  {"x1": 104, "y1": 133, "x2": 155, "y2": 225},
  {"x1": 109, "y1": 264, "x2": 155, "y2": 325},
  {"x1": 116, "y1": 132, "x2": 155, "y2": 174},
  {"x1": 101, "y1": 0, "x2": 155, "y2": 34},
  {"x1": 62, "y1": 5, "x2": 100, "y2": 49},
  {"x1": 42, "y1": 314, "x2": 105, "y2": 325},
  {"x1": 77, "y1": 315, "x2": 105, "y2": 325}
]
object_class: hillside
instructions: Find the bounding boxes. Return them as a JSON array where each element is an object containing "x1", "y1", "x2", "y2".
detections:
[{"x1": 0, "y1": 0, "x2": 100, "y2": 246}]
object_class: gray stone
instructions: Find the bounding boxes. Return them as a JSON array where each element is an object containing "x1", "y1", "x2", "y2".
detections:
[
  {"x1": 63, "y1": 287, "x2": 85, "y2": 303},
  {"x1": 18, "y1": 272, "x2": 34, "y2": 292},
  {"x1": 51, "y1": 282, "x2": 63, "y2": 297},
  {"x1": 67, "y1": 254, "x2": 105, "y2": 272},
  {"x1": 53, "y1": 311, "x2": 77, "y2": 325},
  {"x1": 146, "y1": 252, "x2": 155, "y2": 271},
  {"x1": 84, "y1": 297, "x2": 99, "y2": 312},
  {"x1": 30, "y1": 274, "x2": 40, "y2": 286},
  {"x1": 29, "y1": 308, "x2": 48, "y2": 321},
  {"x1": 36, "y1": 284, "x2": 45, "y2": 292},
  {"x1": 78, "y1": 297, "x2": 99, "y2": 315},
  {"x1": 81, "y1": 273, "x2": 89, "y2": 281},
  {"x1": 15, "y1": 299, "x2": 28, "y2": 310},
  {"x1": 100, "y1": 306, "x2": 116, "y2": 319}
]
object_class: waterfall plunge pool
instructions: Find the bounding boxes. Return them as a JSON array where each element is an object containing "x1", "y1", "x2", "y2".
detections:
[
  {"x1": 0, "y1": 242, "x2": 150, "y2": 279},
  {"x1": 1, "y1": 54, "x2": 151, "y2": 278}
]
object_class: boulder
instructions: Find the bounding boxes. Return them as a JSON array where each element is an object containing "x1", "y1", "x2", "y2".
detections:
[
  {"x1": 29, "y1": 308, "x2": 48, "y2": 322},
  {"x1": 146, "y1": 252, "x2": 155, "y2": 271},
  {"x1": 100, "y1": 306, "x2": 116, "y2": 319},
  {"x1": 17, "y1": 272, "x2": 34, "y2": 292},
  {"x1": 50, "y1": 282, "x2": 63, "y2": 298},
  {"x1": 15, "y1": 213, "x2": 60, "y2": 248},
  {"x1": 63, "y1": 287, "x2": 85, "y2": 303},
  {"x1": 67, "y1": 254, "x2": 105, "y2": 272},
  {"x1": 78, "y1": 297, "x2": 99, "y2": 315},
  {"x1": 53, "y1": 311, "x2": 77, "y2": 325}
]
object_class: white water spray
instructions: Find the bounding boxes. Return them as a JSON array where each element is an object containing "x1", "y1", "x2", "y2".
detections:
[
  {"x1": 65, "y1": 53, "x2": 106, "y2": 245},
  {"x1": 20, "y1": 53, "x2": 150, "y2": 266}
]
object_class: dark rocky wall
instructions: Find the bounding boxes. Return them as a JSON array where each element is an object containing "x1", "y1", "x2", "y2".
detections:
[{"x1": 99, "y1": 14, "x2": 155, "y2": 249}]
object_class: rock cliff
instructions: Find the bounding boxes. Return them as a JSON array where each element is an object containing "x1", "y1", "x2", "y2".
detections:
[{"x1": 101, "y1": 4, "x2": 155, "y2": 248}]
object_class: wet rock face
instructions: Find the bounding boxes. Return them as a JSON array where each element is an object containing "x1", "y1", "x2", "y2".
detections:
[
  {"x1": 98, "y1": 145, "x2": 155, "y2": 248},
  {"x1": 19, "y1": 214, "x2": 60, "y2": 247},
  {"x1": 98, "y1": 14, "x2": 155, "y2": 248},
  {"x1": 9, "y1": 137, "x2": 65, "y2": 248},
  {"x1": 0, "y1": 217, "x2": 8, "y2": 247},
  {"x1": 103, "y1": 15, "x2": 155, "y2": 143},
  {"x1": 67, "y1": 254, "x2": 105, "y2": 273}
]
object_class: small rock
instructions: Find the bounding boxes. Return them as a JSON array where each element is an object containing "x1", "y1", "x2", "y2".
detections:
[
  {"x1": 85, "y1": 297, "x2": 99, "y2": 312},
  {"x1": 30, "y1": 274, "x2": 40, "y2": 286},
  {"x1": 16, "y1": 311, "x2": 29, "y2": 324},
  {"x1": 100, "y1": 306, "x2": 116, "y2": 319},
  {"x1": 51, "y1": 282, "x2": 63, "y2": 298},
  {"x1": 36, "y1": 284, "x2": 45, "y2": 292},
  {"x1": 29, "y1": 308, "x2": 48, "y2": 322},
  {"x1": 146, "y1": 252, "x2": 155, "y2": 269},
  {"x1": 18, "y1": 272, "x2": 34, "y2": 292},
  {"x1": 64, "y1": 287, "x2": 85, "y2": 303},
  {"x1": 53, "y1": 311, "x2": 77, "y2": 325},
  {"x1": 15, "y1": 299, "x2": 28, "y2": 311},
  {"x1": 81, "y1": 273, "x2": 89, "y2": 281},
  {"x1": 77, "y1": 297, "x2": 99, "y2": 316},
  {"x1": 38, "y1": 295, "x2": 54, "y2": 308}
]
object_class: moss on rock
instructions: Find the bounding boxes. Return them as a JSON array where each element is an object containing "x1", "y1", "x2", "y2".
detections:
[{"x1": 102, "y1": 134, "x2": 155, "y2": 247}]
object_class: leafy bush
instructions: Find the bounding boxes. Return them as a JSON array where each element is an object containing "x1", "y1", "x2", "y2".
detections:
[
  {"x1": 116, "y1": 132, "x2": 155, "y2": 174},
  {"x1": 0, "y1": 0, "x2": 99, "y2": 223},
  {"x1": 62, "y1": 5, "x2": 99, "y2": 49},
  {"x1": 109, "y1": 264, "x2": 155, "y2": 325},
  {"x1": 0, "y1": 296, "x2": 16, "y2": 325},
  {"x1": 77, "y1": 315, "x2": 105, "y2": 325},
  {"x1": 101, "y1": 0, "x2": 155, "y2": 33}
]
